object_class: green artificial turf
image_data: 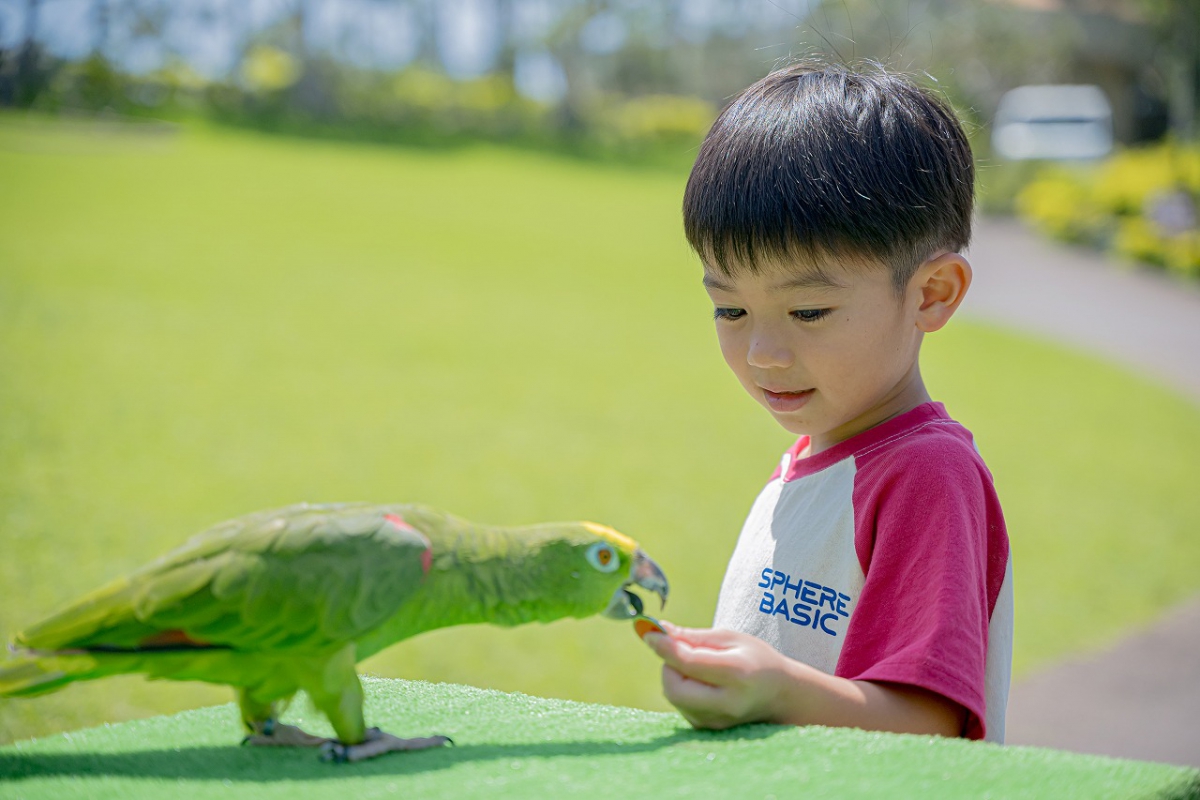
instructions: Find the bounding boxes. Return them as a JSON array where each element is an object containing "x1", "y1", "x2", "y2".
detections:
[
  {"x1": 2, "y1": 114, "x2": 1199, "y2": 745},
  {"x1": 1, "y1": 678, "x2": 1196, "y2": 799}
]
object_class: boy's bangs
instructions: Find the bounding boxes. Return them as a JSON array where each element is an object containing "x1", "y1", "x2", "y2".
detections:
[
  {"x1": 694, "y1": 234, "x2": 885, "y2": 284},
  {"x1": 685, "y1": 177, "x2": 938, "y2": 291}
]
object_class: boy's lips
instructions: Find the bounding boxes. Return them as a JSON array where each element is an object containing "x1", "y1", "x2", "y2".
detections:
[{"x1": 762, "y1": 387, "x2": 814, "y2": 413}]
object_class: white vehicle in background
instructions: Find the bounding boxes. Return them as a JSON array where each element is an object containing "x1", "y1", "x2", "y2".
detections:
[{"x1": 992, "y1": 84, "x2": 1114, "y2": 160}]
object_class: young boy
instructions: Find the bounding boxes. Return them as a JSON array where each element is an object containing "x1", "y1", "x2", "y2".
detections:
[{"x1": 641, "y1": 61, "x2": 1013, "y2": 743}]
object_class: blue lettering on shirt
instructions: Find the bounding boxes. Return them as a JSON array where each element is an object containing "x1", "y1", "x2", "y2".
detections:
[{"x1": 755, "y1": 567, "x2": 852, "y2": 637}]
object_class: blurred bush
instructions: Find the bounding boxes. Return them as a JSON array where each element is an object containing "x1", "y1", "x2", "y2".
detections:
[
  {"x1": 1016, "y1": 142, "x2": 1200, "y2": 279},
  {"x1": 603, "y1": 93, "x2": 716, "y2": 151},
  {"x1": 32, "y1": 55, "x2": 127, "y2": 114},
  {"x1": 4, "y1": 42, "x2": 715, "y2": 161},
  {"x1": 88, "y1": 56, "x2": 716, "y2": 164},
  {"x1": 976, "y1": 159, "x2": 1046, "y2": 217}
]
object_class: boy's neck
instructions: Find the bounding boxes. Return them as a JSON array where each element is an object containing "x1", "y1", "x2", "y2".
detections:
[{"x1": 808, "y1": 370, "x2": 932, "y2": 455}]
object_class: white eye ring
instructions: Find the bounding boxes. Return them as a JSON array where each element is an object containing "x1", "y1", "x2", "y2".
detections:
[{"x1": 586, "y1": 542, "x2": 620, "y2": 573}]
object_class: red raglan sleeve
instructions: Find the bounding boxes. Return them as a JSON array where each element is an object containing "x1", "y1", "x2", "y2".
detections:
[{"x1": 835, "y1": 433, "x2": 1006, "y2": 740}]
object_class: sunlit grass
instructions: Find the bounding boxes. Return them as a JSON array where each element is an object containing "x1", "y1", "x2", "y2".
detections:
[{"x1": 1, "y1": 115, "x2": 1197, "y2": 744}]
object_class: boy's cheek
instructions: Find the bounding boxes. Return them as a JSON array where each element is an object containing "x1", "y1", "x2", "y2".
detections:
[{"x1": 716, "y1": 333, "x2": 748, "y2": 375}]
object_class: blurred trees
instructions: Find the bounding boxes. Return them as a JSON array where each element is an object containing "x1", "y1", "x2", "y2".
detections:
[
  {"x1": 1140, "y1": 0, "x2": 1198, "y2": 140},
  {"x1": 0, "y1": 0, "x2": 1193, "y2": 269},
  {"x1": 0, "y1": 0, "x2": 1194, "y2": 147},
  {"x1": 2, "y1": 0, "x2": 44, "y2": 106}
]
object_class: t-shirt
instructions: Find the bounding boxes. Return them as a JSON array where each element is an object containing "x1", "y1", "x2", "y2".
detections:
[{"x1": 712, "y1": 402, "x2": 1013, "y2": 742}]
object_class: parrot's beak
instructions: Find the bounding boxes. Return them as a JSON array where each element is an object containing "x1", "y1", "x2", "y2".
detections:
[{"x1": 603, "y1": 549, "x2": 669, "y2": 620}]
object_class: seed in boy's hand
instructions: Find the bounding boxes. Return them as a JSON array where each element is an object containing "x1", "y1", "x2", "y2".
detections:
[{"x1": 634, "y1": 615, "x2": 668, "y2": 640}]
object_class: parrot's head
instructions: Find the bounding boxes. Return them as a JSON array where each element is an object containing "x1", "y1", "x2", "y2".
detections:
[
  {"x1": 538, "y1": 521, "x2": 669, "y2": 623},
  {"x1": 420, "y1": 509, "x2": 668, "y2": 627}
]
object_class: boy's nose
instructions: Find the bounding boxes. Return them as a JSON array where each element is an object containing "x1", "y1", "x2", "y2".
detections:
[{"x1": 746, "y1": 330, "x2": 794, "y2": 369}]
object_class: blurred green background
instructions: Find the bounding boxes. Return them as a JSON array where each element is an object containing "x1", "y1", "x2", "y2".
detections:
[{"x1": 2, "y1": 117, "x2": 1199, "y2": 745}]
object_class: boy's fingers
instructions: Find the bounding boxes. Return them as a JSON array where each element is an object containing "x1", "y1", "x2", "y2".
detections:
[
  {"x1": 642, "y1": 628, "x2": 676, "y2": 653},
  {"x1": 663, "y1": 668, "x2": 745, "y2": 731},
  {"x1": 662, "y1": 665, "x2": 724, "y2": 707},
  {"x1": 646, "y1": 634, "x2": 738, "y2": 686},
  {"x1": 661, "y1": 623, "x2": 741, "y2": 649},
  {"x1": 659, "y1": 619, "x2": 683, "y2": 636},
  {"x1": 642, "y1": 628, "x2": 685, "y2": 662},
  {"x1": 644, "y1": 632, "x2": 698, "y2": 673}
]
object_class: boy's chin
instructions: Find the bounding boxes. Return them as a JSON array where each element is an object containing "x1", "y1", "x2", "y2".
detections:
[{"x1": 765, "y1": 410, "x2": 818, "y2": 437}]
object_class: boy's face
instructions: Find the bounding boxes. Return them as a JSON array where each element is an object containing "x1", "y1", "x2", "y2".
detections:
[{"x1": 703, "y1": 254, "x2": 930, "y2": 454}]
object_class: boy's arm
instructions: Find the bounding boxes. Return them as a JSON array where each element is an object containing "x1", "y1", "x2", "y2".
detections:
[{"x1": 644, "y1": 622, "x2": 966, "y2": 736}]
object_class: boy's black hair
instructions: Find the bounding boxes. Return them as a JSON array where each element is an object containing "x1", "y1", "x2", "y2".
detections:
[{"x1": 683, "y1": 61, "x2": 974, "y2": 290}]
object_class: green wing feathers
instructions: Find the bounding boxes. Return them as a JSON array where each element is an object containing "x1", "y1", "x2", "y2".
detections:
[{"x1": 11, "y1": 504, "x2": 432, "y2": 658}]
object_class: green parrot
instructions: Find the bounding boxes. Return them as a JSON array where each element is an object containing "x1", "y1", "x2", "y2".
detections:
[{"x1": 0, "y1": 502, "x2": 668, "y2": 762}]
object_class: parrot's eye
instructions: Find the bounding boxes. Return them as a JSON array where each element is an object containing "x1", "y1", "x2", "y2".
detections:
[{"x1": 586, "y1": 542, "x2": 620, "y2": 573}]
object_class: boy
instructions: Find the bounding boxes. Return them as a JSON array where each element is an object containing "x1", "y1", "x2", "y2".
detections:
[{"x1": 641, "y1": 61, "x2": 1013, "y2": 743}]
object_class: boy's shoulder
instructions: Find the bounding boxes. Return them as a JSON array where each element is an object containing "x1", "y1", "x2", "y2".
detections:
[
  {"x1": 777, "y1": 402, "x2": 989, "y2": 485},
  {"x1": 856, "y1": 402, "x2": 985, "y2": 470},
  {"x1": 846, "y1": 406, "x2": 1003, "y2": 533},
  {"x1": 854, "y1": 404, "x2": 995, "y2": 498}
]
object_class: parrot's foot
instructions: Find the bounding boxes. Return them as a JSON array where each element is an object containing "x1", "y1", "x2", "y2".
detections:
[
  {"x1": 242, "y1": 719, "x2": 331, "y2": 748},
  {"x1": 320, "y1": 727, "x2": 453, "y2": 763}
]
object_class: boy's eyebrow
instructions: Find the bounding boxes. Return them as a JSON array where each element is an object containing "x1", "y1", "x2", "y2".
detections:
[
  {"x1": 701, "y1": 272, "x2": 847, "y2": 292},
  {"x1": 702, "y1": 274, "x2": 735, "y2": 291},
  {"x1": 771, "y1": 272, "x2": 848, "y2": 291}
]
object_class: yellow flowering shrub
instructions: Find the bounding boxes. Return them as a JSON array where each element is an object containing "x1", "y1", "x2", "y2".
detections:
[
  {"x1": 1015, "y1": 168, "x2": 1103, "y2": 242},
  {"x1": 1016, "y1": 142, "x2": 1200, "y2": 279}
]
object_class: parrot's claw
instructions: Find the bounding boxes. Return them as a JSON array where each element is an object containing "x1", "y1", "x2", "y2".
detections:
[
  {"x1": 319, "y1": 727, "x2": 453, "y2": 763},
  {"x1": 241, "y1": 719, "x2": 331, "y2": 748}
]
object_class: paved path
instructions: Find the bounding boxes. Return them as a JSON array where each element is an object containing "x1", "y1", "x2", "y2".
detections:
[
  {"x1": 967, "y1": 218, "x2": 1200, "y2": 400},
  {"x1": 965, "y1": 218, "x2": 1200, "y2": 768}
]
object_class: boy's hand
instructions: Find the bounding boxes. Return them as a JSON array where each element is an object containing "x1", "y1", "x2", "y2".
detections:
[
  {"x1": 641, "y1": 621, "x2": 789, "y2": 730},
  {"x1": 642, "y1": 621, "x2": 969, "y2": 736}
]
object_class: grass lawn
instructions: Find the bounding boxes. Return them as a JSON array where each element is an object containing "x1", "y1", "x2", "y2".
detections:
[
  {"x1": 2, "y1": 114, "x2": 1199, "y2": 745},
  {"x1": 4, "y1": 678, "x2": 1197, "y2": 799}
]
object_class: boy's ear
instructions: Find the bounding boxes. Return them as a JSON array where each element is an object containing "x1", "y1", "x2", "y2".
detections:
[{"x1": 913, "y1": 251, "x2": 972, "y2": 333}]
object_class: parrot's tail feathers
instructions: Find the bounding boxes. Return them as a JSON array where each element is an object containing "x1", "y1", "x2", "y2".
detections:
[{"x1": 0, "y1": 649, "x2": 101, "y2": 698}]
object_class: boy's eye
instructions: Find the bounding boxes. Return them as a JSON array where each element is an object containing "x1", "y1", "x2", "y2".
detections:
[
  {"x1": 713, "y1": 307, "x2": 746, "y2": 321},
  {"x1": 792, "y1": 308, "x2": 831, "y2": 322}
]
